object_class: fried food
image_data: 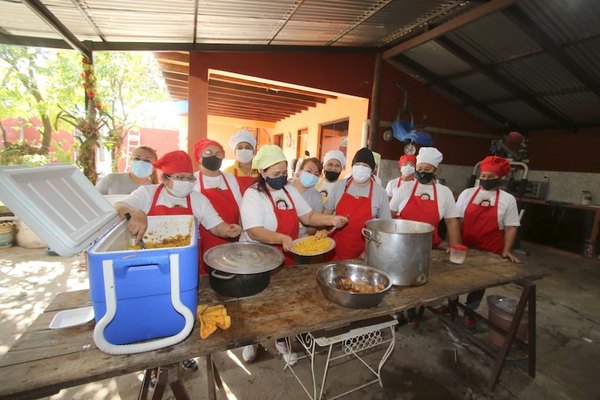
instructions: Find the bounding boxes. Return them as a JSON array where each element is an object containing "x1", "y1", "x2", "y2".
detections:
[
  {"x1": 197, "y1": 304, "x2": 231, "y2": 339},
  {"x1": 293, "y1": 236, "x2": 331, "y2": 255},
  {"x1": 334, "y1": 277, "x2": 384, "y2": 293}
]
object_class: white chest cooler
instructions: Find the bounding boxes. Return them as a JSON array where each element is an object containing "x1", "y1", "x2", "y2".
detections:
[{"x1": 0, "y1": 165, "x2": 198, "y2": 354}]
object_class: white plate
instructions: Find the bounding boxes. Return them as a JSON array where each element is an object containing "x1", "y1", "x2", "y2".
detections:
[{"x1": 49, "y1": 306, "x2": 94, "y2": 329}]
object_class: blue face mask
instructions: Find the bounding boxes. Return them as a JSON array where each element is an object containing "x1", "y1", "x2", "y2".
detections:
[
  {"x1": 130, "y1": 160, "x2": 154, "y2": 178},
  {"x1": 299, "y1": 171, "x2": 319, "y2": 188},
  {"x1": 266, "y1": 175, "x2": 287, "y2": 190}
]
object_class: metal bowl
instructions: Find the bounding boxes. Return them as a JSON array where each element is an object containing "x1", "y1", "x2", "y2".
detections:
[
  {"x1": 316, "y1": 262, "x2": 392, "y2": 309},
  {"x1": 290, "y1": 236, "x2": 336, "y2": 264}
]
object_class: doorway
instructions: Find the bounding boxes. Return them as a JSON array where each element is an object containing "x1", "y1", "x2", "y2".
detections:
[
  {"x1": 297, "y1": 128, "x2": 308, "y2": 159},
  {"x1": 273, "y1": 133, "x2": 284, "y2": 148},
  {"x1": 319, "y1": 119, "x2": 349, "y2": 160}
]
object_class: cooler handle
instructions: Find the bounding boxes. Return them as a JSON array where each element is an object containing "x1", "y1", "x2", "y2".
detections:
[
  {"x1": 110, "y1": 254, "x2": 171, "y2": 278},
  {"x1": 93, "y1": 253, "x2": 195, "y2": 354},
  {"x1": 361, "y1": 228, "x2": 381, "y2": 246}
]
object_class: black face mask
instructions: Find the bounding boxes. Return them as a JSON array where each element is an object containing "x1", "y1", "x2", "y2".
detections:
[
  {"x1": 480, "y1": 178, "x2": 501, "y2": 191},
  {"x1": 415, "y1": 171, "x2": 435, "y2": 184},
  {"x1": 265, "y1": 175, "x2": 287, "y2": 190},
  {"x1": 202, "y1": 155, "x2": 223, "y2": 171},
  {"x1": 324, "y1": 170, "x2": 341, "y2": 182}
]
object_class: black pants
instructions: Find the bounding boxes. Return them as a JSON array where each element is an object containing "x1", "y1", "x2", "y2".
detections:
[{"x1": 466, "y1": 289, "x2": 485, "y2": 310}]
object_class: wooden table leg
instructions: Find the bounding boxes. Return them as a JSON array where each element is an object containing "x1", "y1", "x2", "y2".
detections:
[
  {"x1": 527, "y1": 283, "x2": 536, "y2": 378},
  {"x1": 487, "y1": 282, "x2": 532, "y2": 391},
  {"x1": 205, "y1": 355, "x2": 217, "y2": 400},
  {"x1": 170, "y1": 379, "x2": 191, "y2": 400},
  {"x1": 151, "y1": 367, "x2": 169, "y2": 400},
  {"x1": 137, "y1": 369, "x2": 153, "y2": 400}
]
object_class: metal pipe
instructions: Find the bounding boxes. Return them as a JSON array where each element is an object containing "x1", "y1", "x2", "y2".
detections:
[{"x1": 424, "y1": 126, "x2": 501, "y2": 140}]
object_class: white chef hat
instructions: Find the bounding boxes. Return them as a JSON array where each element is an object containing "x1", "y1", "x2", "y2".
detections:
[
  {"x1": 228, "y1": 129, "x2": 256, "y2": 151},
  {"x1": 323, "y1": 150, "x2": 346, "y2": 168},
  {"x1": 416, "y1": 147, "x2": 443, "y2": 168}
]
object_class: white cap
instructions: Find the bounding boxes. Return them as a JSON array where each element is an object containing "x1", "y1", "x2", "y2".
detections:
[
  {"x1": 229, "y1": 129, "x2": 256, "y2": 151},
  {"x1": 416, "y1": 147, "x2": 443, "y2": 168},
  {"x1": 323, "y1": 150, "x2": 346, "y2": 168}
]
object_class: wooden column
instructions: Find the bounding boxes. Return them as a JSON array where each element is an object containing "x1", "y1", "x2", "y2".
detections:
[
  {"x1": 368, "y1": 52, "x2": 383, "y2": 151},
  {"x1": 187, "y1": 52, "x2": 208, "y2": 169}
]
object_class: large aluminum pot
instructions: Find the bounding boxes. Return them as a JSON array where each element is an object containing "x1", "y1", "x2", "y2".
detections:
[{"x1": 361, "y1": 219, "x2": 433, "y2": 286}]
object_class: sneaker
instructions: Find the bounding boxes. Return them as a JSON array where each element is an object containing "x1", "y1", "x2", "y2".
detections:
[
  {"x1": 283, "y1": 351, "x2": 299, "y2": 366},
  {"x1": 181, "y1": 358, "x2": 198, "y2": 371},
  {"x1": 242, "y1": 344, "x2": 258, "y2": 363},
  {"x1": 275, "y1": 339, "x2": 289, "y2": 355},
  {"x1": 149, "y1": 368, "x2": 158, "y2": 389},
  {"x1": 464, "y1": 314, "x2": 476, "y2": 329}
]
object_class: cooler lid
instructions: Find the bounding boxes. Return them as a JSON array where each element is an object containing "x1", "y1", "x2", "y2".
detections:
[{"x1": 0, "y1": 165, "x2": 120, "y2": 257}]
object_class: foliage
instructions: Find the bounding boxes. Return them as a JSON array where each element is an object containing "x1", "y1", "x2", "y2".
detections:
[{"x1": 0, "y1": 45, "x2": 168, "y2": 178}]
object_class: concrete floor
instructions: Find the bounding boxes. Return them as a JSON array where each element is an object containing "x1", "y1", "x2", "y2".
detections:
[{"x1": 0, "y1": 243, "x2": 598, "y2": 400}]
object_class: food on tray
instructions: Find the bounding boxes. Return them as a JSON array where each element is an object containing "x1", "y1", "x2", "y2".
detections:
[
  {"x1": 334, "y1": 277, "x2": 385, "y2": 293},
  {"x1": 131, "y1": 234, "x2": 190, "y2": 249},
  {"x1": 197, "y1": 304, "x2": 231, "y2": 339},
  {"x1": 293, "y1": 236, "x2": 331, "y2": 255}
]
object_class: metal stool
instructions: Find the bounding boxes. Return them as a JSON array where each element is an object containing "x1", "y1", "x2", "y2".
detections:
[{"x1": 284, "y1": 316, "x2": 398, "y2": 400}]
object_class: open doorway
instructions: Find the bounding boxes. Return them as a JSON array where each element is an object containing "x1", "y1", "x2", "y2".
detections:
[
  {"x1": 273, "y1": 133, "x2": 284, "y2": 147},
  {"x1": 319, "y1": 119, "x2": 349, "y2": 160},
  {"x1": 296, "y1": 128, "x2": 308, "y2": 159}
]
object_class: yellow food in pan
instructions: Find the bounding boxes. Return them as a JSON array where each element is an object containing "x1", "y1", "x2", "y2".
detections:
[
  {"x1": 293, "y1": 236, "x2": 331, "y2": 255},
  {"x1": 131, "y1": 234, "x2": 190, "y2": 250}
]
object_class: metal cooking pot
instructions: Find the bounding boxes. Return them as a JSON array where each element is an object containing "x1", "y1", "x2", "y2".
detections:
[
  {"x1": 361, "y1": 219, "x2": 433, "y2": 286},
  {"x1": 203, "y1": 242, "x2": 283, "y2": 298}
]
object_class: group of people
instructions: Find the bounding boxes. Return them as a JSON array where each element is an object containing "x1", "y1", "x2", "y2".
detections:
[{"x1": 96, "y1": 129, "x2": 521, "y2": 367}]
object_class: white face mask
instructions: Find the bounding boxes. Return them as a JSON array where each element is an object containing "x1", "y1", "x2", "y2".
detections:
[
  {"x1": 401, "y1": 165, "x2": 415, "y2": 177},
  {"x1": 167, "y1": 180, "x2": 195, "y2": 198},
  {"x1": 351, "y1": 165, "x2": 372, "y2": 183},
  {"x1": 235, "y1": 149, "x2": 254, "y2": 164}
]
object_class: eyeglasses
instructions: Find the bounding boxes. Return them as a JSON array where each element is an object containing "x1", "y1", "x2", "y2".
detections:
[
  {"x1": 165, "y1": 174, "x2": 196, "y2": 182},
  {"x1": 202, "y1": 149, "x2": 225, "y2": 158}
]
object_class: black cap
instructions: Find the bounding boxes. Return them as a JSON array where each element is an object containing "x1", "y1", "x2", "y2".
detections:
[{"x1": 351, "y1": 147, "x2": 376, "y2": 170}]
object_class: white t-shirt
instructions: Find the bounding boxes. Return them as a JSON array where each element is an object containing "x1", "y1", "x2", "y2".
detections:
[
  {"x1": 193, "y1": 171, "x2": 242, "y2": 206},
  {"x1": 456, "y1": 187, "x2": 521, "y2": 229},
  {"x1": 315, "y1": 178, "x2": 337, "y2": 202},
  {"x1": 240, "y1": 184, "x2": 312, "y2": 243},
  {"x1": 324, "y1": 178, "x2": 392, "y2": 220},
  {"x1": 121, "y1": 184, "x2": 223, "y2": 230},
  {"x1": 96, "y1": 173, "x2": 152, "y2": 195},
  {"x1": 385, "y1": 177, "x2": 414, "y2": 199},
  {"x1": 389, "y1": 181, "x2": 459, "y2": 220}
]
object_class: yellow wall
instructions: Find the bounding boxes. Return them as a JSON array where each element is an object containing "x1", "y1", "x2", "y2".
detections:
[
  {"x1": 274, "y1": 96, "x2": 368, "y2": 176},
  {"x1": 206, "y1": 116, "x2": 275, "y2": 159}
]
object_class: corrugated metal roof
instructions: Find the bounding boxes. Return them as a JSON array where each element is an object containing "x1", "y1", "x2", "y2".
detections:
[
  {"x1": 446, "y1": 12, "x2": 540, "y2": 64},
  {"x1": 490, "y1": 100, "x2": 554, "y2": 128},
  {"x1": 540, "y1": 92, "x2": 600, "y2": 124},
  {"x1": 519, "y1": 0, "x2": 600, "y2": 45},
  {"x1": 450, "y1": 73, "x2": 513, "y2": 102},
  {"x1": 404, "y1": 41, "x2": 471, "y2": 77},
  {"x1": 0, "y1": 1, "x2": 60, "y2": 39},
  {"x1": 497, "y1": 53, "x2": 585, "y2": 94},
  {"x1": 565, "y1": 35, "x2": 600, "y2": 84}
]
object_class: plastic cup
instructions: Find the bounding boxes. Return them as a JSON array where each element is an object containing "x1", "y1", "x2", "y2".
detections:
[{"x1": 449, "y1": 244, "x2": 468, "y2": 264}]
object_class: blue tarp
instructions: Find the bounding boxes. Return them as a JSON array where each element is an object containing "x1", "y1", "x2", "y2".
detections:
[{"x1": 391, "y1": 120, "x2": 433, "y2": 146}]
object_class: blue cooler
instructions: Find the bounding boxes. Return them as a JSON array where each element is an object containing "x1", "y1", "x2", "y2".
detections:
[{"x1": 0, "y1": 165, "x2": 198, "y2": 354}]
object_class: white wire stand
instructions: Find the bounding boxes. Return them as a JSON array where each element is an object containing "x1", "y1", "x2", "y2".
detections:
[{"x1": 283, "y1": 316, "x2": 398, "y2": 400}]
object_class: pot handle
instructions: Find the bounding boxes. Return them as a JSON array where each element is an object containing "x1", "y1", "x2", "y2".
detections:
[
  {"x1": 211, "y1": 270, "x2": 236, "y2": 280},
  {"x1": 361, "y1": 228, "x2": 381, "y2": 245}
]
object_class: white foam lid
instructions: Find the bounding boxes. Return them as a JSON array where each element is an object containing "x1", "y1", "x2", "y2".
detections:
[{"x1": 0, "y1": 164, "x2": 120, "y2": 257}]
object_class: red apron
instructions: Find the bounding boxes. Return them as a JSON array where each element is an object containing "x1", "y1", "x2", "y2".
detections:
[
  {"x1": 198, "y1": 173, "x2": 240, "y2": 275},
  {"x1": 396, "y1": 182, "x2": 442, "y2": 248},
  {"x1": 234, "y1": 167, "x2": 256, "y2": 195},
  {"x1": 332, "y1": 178, "x2": 374, "y2": 260},
  {"x1": 147, "y1": 184, "x2": 193, "y2": 216},
  {"x1": 462, "y1": 187, "x2": 504, "y2": 254},
  {"x1": 266, "y1": 188, "x2": 299, "y2": 266}
]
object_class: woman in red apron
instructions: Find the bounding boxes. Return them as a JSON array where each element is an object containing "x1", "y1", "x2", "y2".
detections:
[
  {"x1": 222, "y1": 129, "x2": 258, "y2": 194},
  {"x1": 458, "y1": 155, "x2": 520, "y2": 327},
  {"x1": 193, "y1": 139, "x2": 242, "y2": 275},
  {"x1": 385, "y1": 154, "x2": 416, "y2": 200},
  {"x1": 238, "y1": 145, "x2": 347, "y2": 364},
  {"x1": 326, "y1": 148, "x2": 392, "y2": 260}
]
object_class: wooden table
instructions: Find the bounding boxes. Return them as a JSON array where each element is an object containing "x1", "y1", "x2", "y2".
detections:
[{"x1": 0, "y1": 249, "x2": 546, "y2": 400}]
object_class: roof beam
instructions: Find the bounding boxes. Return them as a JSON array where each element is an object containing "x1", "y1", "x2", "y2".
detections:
[
  {"x1": 162, "y1": 71, "x2": 189, "y2": 82},
  {"x1": 268, "y1": 0, "x2": 305, "y2": 45},
  {"x1": 22, "y1": 0, "x2": 92, "y2": 59},
  {"x1": 503, "y1": 5, "x2": 600, "y2": 100},
  {"x1": 435, "y1": 36, "x2": 572, "y2": 127},
  {"x1": 208, "y1": 91, "x2": 308, "y2": 112},
  {"x1": 208, "y1": 79, "x2": 327, "y2": 104},
  {"x1": 210, "y1": 73, "x2": 336, "y2": 100},
  {"x1": 70, "y1": 0, "x2": 106, "y2": 42},
  {"x1": 165, "y1": 78, "x2": 189, "y2": 89},
  {"x1": 157, "y1": 62, "x2": 189, "y2": 75},
  {"x1": 154, "y1": 52, "x2": 189, "y2": 66},
  {"x1": 388, "y1": 56, "x2": 518, "y2": 130},
  {"x1": 383, "y1": 0, "x2": 517, "y2": 59}
]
